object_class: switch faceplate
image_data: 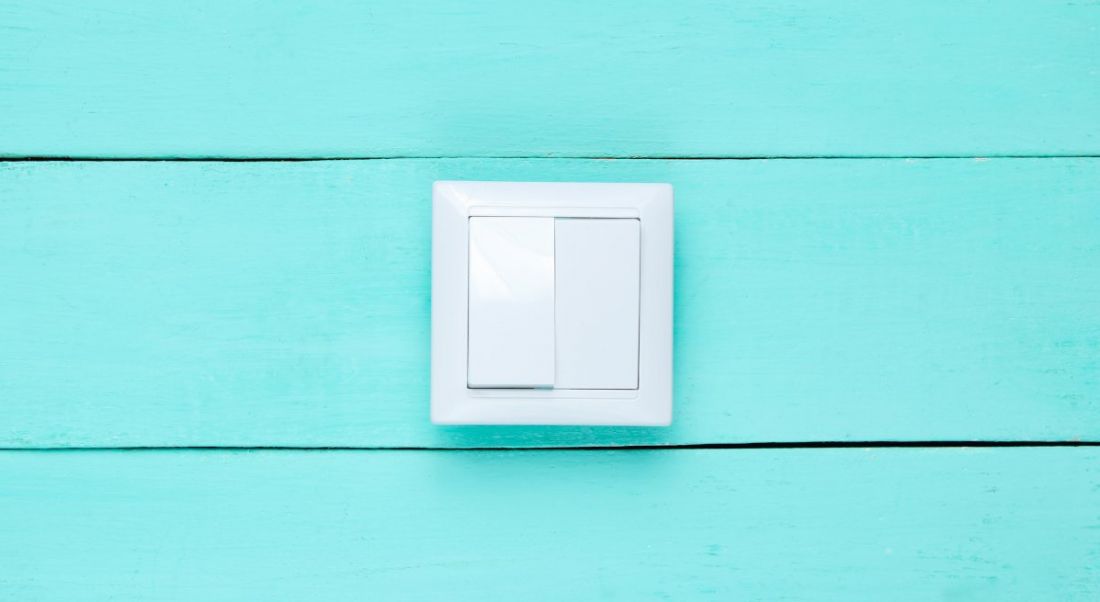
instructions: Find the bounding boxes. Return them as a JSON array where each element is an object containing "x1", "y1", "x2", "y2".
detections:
[{"x1": 431, "y1": 181, "x2": 673, "y2": 426}]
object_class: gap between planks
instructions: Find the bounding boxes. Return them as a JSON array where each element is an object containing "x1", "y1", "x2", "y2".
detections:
[
  {"x1": 2, "y1": 154, "x2": 1100, "y2": 162},
  {"x1": 2, "y1": 442, "x2": 1098, "y2": 453}
]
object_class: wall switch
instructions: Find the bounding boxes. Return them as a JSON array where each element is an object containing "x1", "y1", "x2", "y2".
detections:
[{"x1": 431, "y1": 181, "x2": 673, "y2": 426}]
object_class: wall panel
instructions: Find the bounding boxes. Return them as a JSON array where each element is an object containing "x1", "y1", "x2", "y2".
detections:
[
  {"x1": 3, "y1": 158, "x2": 1096, "y2": 447},
  {"x1": 1, "y1": 448, "x2": 1097, "y2": 600},
  {"x1": 2, "y1": 0, "x2": 1097, "y2": 158}
]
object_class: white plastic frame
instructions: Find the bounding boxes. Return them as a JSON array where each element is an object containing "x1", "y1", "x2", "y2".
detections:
[{"x1": 431, "y1": 181, "x2": 673, "y2": 426}]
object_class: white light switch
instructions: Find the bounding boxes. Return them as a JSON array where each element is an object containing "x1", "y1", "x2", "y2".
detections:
[
  {"x1": 431, "y1": 181, "x2": 673, "y2": 426},
  {"x1": 467, "y1": 217, "x2": 555, "y2": 388},
  {"x1": 555, "y1": 218, "x2": 640, "y2": 389}
]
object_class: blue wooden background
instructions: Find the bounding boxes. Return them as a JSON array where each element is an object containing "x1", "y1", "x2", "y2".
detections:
[{"x1": 1, "y1": 1, "x2": 1097, "y2": 598}]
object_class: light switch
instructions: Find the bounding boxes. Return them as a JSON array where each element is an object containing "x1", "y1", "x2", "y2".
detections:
[
  {"x1": 467, "y1": 217, "x2": 555, "y2": 388},
  {"x1": 432, "y1": 181, "x2": 673, "y2": 426},
  {"x1": 555, "y1": 218, "x2": 640, "y2": 389}
]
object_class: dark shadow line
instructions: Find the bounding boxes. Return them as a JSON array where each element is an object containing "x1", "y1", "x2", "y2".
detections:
[
  {"x1": 2, "y1": 441, "x2": 1098, "y2": 452},
  {"x1": 2, "y1": 155, "x2": 1099, "y2": 162}
]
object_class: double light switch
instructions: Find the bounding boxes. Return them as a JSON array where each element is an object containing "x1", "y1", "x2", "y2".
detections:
[
  {"x1": 431, "y1": 181, "x2": 673, "y2": 426},
  {"x1": 468, "y1": 217, "x2": 640, "y2": 390}
]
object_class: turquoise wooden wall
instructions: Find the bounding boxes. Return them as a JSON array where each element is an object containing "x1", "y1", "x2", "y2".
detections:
[{"x1": 1, "y1": 1, "x2": 1098, "y2": 598}]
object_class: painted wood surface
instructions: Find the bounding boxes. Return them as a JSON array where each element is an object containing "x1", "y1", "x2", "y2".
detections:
[
  {"x1": 1, "y1": 448, "x2": 1097, "y2": 600},
  {"x1": 3, "y1": 158, "x2": 1097, "y2": 448},
  {"x1": 2, "y1": 0, "x2": 1098, "y2": 159}
]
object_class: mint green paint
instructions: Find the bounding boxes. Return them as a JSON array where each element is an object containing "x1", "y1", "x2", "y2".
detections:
[
  {"x1": 2, "y1": 159, "x2": 1097, "y2": 447},
  {"x1": 1, "y1": 448, "x2": 1097, "y2": 600},
  {"x1": 2, "y1": 1, "x2": 1098, "y2": 158},
  {"x1": 3, "y1": 2, "x2": 1098, "y2": 595}
]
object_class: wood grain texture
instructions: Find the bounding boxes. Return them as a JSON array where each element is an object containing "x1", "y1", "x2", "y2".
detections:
[
  {"x1": 2, "y1": 158, "x2": 1097, "y2": 447},
  {"x1": 1, "y1": 0, "x2": 1098, "y2": 158},
  {"x1": 1, "y1": 448, "x2": 1098, "y2": 600}
]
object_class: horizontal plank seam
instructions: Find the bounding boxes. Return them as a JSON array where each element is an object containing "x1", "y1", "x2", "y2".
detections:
[
  {"x1": 3, "y1": 442, "x2": 1098, "y2": 452},
  {"x1": 2, "y1": 155, "x2": 1100, "y2": 162}
]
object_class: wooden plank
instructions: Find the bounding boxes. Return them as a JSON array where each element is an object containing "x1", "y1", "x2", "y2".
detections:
[
  {"x1": 0, "y1": 448, "x2": 1097, "y2": 599},
  {"x1": 1, "y1": 1, "x2": 1097, "y2": 158},
  {"x1": 1, "y1": 159, "x2": 1098, "y2": 447}
]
